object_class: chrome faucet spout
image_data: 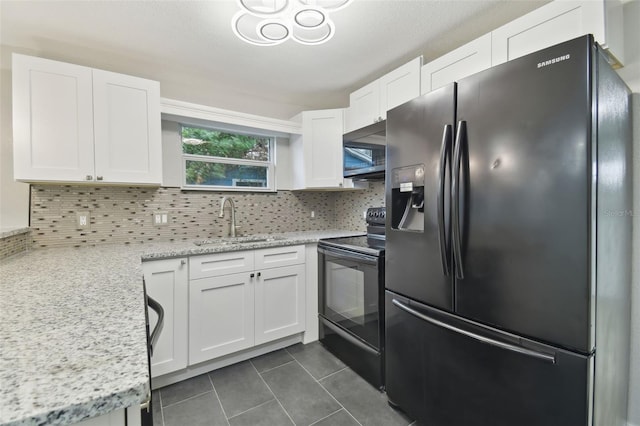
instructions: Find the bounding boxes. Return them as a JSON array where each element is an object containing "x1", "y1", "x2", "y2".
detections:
[{"x1": 219, "y1": 197, "x2": 237, "y2": 237}]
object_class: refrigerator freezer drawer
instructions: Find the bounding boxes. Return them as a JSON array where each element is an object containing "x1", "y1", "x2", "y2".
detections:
[{"x1": 385, "y1": 291, "x2": 590, "y2": 426}]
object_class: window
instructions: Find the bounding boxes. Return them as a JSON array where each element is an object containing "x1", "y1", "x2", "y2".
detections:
[{"x1": 181, "y1": 125, "x2": 275, "y2": 191}]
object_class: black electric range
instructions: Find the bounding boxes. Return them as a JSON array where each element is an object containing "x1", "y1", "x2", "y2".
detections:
[{"x1": 317, "y1": 207, "x2": 386, "y2": 390}]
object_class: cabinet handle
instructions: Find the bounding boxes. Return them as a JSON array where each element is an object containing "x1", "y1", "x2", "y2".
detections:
[
  {"x1": 257, "y1": 272, "x2": 261, "y2": 277},
  {"x1": 96, "y1": 176, "x2": 104, "y2": 181},
  {"x1": 250, "y1": 273, "x2": 255, "y2": 278},
  {"x1": 180, "y1": 259, "x2": 186, "y2": 266},
  {"x1": 86, "y1": 175, "x2": 93, "y2": 181}
]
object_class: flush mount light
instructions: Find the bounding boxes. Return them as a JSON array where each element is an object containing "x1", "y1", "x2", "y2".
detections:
[{"x1": 232, "y1": 0, "x2": 352, "y2": 46}]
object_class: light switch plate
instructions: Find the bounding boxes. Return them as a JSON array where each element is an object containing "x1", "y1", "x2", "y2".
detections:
[
  {"x1": 76, "y1": 211, "x2": 90, "y2": 229},
  {"x1": 153, "y1": 211, "x2": 169, "y2": 226}
]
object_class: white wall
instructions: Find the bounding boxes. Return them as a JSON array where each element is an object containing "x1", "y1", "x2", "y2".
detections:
[{"x1": 0, "y1": 47, "x2": 30, "y2": 230}]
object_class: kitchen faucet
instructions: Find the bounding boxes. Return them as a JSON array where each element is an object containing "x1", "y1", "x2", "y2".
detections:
[{"x1": 219, "y1": 197, "x2": 237, "y2": 237}]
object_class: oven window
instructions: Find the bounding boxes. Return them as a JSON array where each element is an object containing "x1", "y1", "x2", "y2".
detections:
[{"x1": 321, "y1": 254, "x2": 380, "y2": 348}]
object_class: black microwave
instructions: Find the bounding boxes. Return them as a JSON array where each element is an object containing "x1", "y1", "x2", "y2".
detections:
[{"x1": 343, "y1": 120, "x2": 386, "y2": 181}]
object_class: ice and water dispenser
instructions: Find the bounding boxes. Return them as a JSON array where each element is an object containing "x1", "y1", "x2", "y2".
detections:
[{"x1": 390, "y1": 164, "x2": 425, "y2": 232}]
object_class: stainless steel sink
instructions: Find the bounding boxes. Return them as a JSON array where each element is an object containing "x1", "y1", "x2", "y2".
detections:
[{"x1": 194, "y1": 236, "x2": 287, "y2": 246}]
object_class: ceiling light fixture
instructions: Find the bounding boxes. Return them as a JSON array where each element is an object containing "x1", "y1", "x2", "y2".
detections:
[{"x1": 232, "y1": 0, "x2": 352, "y2": 46}]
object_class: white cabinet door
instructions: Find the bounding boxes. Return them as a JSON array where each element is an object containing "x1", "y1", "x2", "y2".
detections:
[
  {"x1": 143, "y1": 258, "x2": 188, "y2": 377},
  {"x1": 189, "y1": 272, "x2": 255, "y2": 364},
  {"x1": 491, "y1": 0, "x2": 623, "y2": 66},
  {"x1": 254, "y1": 264, "x2": 306, "y2": 346},
  {"x1": 302, "y1": 109, "x2": 344, "y2": 188},
  {"x1": 379, "y1": 56, "x2": 422, "y2": 116},
  {"x1": 12, "y1": 54, "x2": 95, "y2": 182},
  {"x1": 421, "y1": 34, "x2": 492, "y2": 94},
  {"x1": 93, "y1": 70, "x2": 162, "y2": 184},
  {"x1": 344, "y1": 80, "x2": 379, "y2": 133}
]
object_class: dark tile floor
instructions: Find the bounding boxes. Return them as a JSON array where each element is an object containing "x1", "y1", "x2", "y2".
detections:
[{"x1": 152, "y1": 341, "x2": 414, "y2": 426}]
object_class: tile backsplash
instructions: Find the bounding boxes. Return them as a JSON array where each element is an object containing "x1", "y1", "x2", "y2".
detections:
[
  {"x1": 0, "y1": 230, "x2": 31, "y2": 259},
  {"x1": 335, "y1": 181, "x2": 385, "y2": 231},
  {"x1": 30, "y1": 184, "x2": 385, "y2": 248}
]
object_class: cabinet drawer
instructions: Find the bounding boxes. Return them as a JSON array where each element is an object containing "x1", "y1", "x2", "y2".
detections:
[
  {"x1": 255, "y1": 245, "x2": 305, "y2": 270},
  {"x1": 190, "y1": 251, "x2": 254, "y2": 279}
]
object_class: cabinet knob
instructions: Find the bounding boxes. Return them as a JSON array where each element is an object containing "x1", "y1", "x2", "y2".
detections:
[
  {"x1": 250, "y1": 273, "x2": 255, "y2": 278},
  {"x1": 96, "y1": 176, "x2": 104, "y2": 181},
  {"x1": 257, "y1": 272, "x2": 261, "y2": 277},
  {"x1": 180, "y1": 259, "x2": 187, "y2": 266},
  {"x1": 86, "y1": 175, "x2": 93, "y2": 181},
  {"x1": 338, "y1": 182, "x2": 343, "y2": 187}
]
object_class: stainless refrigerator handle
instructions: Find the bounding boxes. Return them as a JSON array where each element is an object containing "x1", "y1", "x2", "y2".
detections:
[
  {"x1": 437, "y1": 124, "x2": 452, "y2": 277},
  {"x1": 319, "y1": 315, "x2": 380, "y2": 356},
  {"x1": 452, "y1": 121, "x2": 465, "y2": 279},
  {"x1": 392, "y1": 299, "x2": 556, "y2": 364},
  {"x1": 147, "y1": 295, "x2": 164, "y2": 358}
]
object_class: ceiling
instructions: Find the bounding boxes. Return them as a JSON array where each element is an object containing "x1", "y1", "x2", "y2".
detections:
[{"x1": 0, "y1": 0, "x2": 548, "y2": 119}]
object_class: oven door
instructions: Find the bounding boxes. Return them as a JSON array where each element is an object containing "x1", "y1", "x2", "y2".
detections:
[{"x1": 318, "y1": 244, "x2": 381, "y2": 349}]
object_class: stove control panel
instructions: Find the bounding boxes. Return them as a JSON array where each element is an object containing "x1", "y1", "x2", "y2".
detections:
[{"x1": 366, "y1": 207, "x2": 386, "y2": 226}]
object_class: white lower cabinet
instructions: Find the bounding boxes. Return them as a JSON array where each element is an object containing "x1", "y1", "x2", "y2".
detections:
[
  {"x1": 189, "y1": 272, "x2": 255, "y2": 364},
  {"x1": 142, "y1": 257, "x2": 189, "y2": 377},
  {"x1": 254, "y1": 264, "x2": 306, "y2": 346},
  {"x1": 189, "y1": 245, "x2": 306, "y2": 365}
]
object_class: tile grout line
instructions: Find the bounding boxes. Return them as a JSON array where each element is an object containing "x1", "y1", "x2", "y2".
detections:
[
  {"x1": 158, "y1": 390, "x2": 165, "y2": 426},
  {"x1": 250, "y1": 359, "x2": 298, "y2": 426},
  {"x1": 225, "y1": 397, "x2": 276, "y2": 421},
  {"x1": 285, "y1": 349, "x2": 364, "y2": 426},
  {"x1": 317, "y1": 365, "x2": 349, "y2": 382},
  {"x1": 207, "y1": 373, "x2": 231, "y2": 426},
  {"x1": 255, "y1": 359, "x2": 296, "y2": 375},
  {"x1": 307, "y1": 408, "x2": 344, "y2": 426},
  {"x1": 161, "y1": 389, "x2": 215, "y2": 409}
]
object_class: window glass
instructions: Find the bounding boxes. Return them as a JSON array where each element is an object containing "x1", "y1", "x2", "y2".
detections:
[{"x1": 181, "y1": 125, "x2": 274, "y2": 191}]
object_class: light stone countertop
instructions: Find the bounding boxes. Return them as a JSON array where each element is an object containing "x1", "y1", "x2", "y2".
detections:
[
  {"x1": 0, "y1": 228, "x2": 30, "y2": 239},
  {"x1": 0, "y1": 229, "x2": 362, "y2": 426}
]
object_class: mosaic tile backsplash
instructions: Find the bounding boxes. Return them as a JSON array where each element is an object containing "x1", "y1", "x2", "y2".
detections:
[
  {"x1": 0, "y1": 231, "x2": 31, "y2": 259},
  {"x1": 30, "y1": 184, "x2": 385, "y2": 249}
]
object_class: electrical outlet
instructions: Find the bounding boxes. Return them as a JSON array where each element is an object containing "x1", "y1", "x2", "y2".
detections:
[
  {"x1": 153, "y1": 211, "x2": 169, "y2": 226},
  {"x1": 76, "y1": 211, "x2": 90, "y2": 229}
]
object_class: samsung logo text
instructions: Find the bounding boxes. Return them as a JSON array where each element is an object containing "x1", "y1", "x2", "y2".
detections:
[{"x1": 537, "y1": 54, "x2": 571, "y2": 68}]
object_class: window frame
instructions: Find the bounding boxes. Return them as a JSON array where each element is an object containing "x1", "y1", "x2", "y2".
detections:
[{"x1": 180, "y1": 124, "x2": 276, "y2": 192}]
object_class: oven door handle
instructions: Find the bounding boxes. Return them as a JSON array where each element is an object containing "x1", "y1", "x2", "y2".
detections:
[
  {"x1": 318, "y1": 245, "x2": 378, "y2": 265},
  {"x1": 320, "y1": 315, "x2": 380, "y2": 356}
]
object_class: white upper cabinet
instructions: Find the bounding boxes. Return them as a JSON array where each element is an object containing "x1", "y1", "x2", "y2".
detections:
[
  {"x1": 421, "y1": 34, "x2": 492, "y2": 94},
  {"x1": 290, "y1": 109, "x2": 364, "y2": 190},
  {"x1": 344, "y1": 57, "x2": 422, "y2": 133},
  {"x1": 378, "y1": 56, "x2": 423, "y2": 114},
  {"x1": 344, "y1": 80, "x2": 379, "y2": 134},
  {"x1": 12, "y1": 54, "x2": 162, "y2": 184},
  {"x1": 12, "y1": 55, "x2": 95, "y2": 182},
  {"x1": 93, "y1": 70, "x2": 162, "y2": 184},
  {"x1": 491, "y1": 0, "x2": 625, "y2": 66}
]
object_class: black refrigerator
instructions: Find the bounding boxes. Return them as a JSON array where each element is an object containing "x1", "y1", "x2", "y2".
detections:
[{"x1": 384, "y1": 35, "x2": 632, "y2": 426}]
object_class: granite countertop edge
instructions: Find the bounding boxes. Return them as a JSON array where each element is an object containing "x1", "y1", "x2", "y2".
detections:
[
  {"x1": 0, "y1": 227, "x2": 30, "y2": 239},
  {"x1": 0, "y1": 229, "x2": 362, "y2": 426}
]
